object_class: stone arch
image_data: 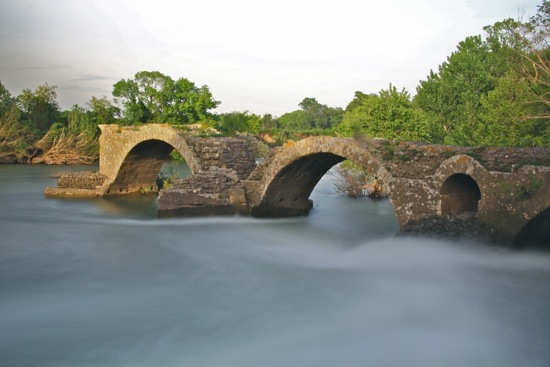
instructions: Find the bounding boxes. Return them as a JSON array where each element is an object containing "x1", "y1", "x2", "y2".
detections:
[
  {"x1": 98, "y1": 124, "x2": 201, "y2": 195},
  {"x1": 513, "y1": 207, "x2": 550, "y2": 248},
  {"x1": 433, "y1": 155, "x2": 492, "y2": 216},
  {"x1": 440, "y1": 173, "x2": 481, "y2": 216},
  {"x1": 250, "y1": 136, "x2": 391, "y2": 217},
  {"x1": 106, "y1": 139, "x2": 177, "y2": 194}
]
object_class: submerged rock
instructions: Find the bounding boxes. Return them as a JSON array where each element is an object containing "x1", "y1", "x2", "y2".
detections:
[{"x1": 399, "y1": 215, "x2": 502, "y2": 244}]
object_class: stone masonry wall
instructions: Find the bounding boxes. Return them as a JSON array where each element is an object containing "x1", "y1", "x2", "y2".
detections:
[
  {"x1": 158, "y1": 168, "x2": 248, "y2": 217},
  {"x1": 56, "y1": 171, "x2": 107, "y2": 190},
  {"x1": 367, "y1": 139, "x2": 550, "y2": 179},
  {"x1": 187, "y1": 137, "x2": 257, "y2": 180}
]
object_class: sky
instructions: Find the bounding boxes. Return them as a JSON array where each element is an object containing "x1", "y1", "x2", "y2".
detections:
[{"x1": 0, "y1": 0, "x2": 543, "y2": 117}]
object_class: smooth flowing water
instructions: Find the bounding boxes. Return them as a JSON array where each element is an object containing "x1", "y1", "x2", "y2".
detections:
[{"x1": 1, "y1": 163, "x2": 549, "y2": 367}]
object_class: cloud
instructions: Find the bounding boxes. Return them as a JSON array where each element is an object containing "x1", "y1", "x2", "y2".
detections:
[
  {"x1": 0, "y1": 0, "x2": 544, "y2": 114},
  {"x1": 72, "y1": 74, "x2": 111, "y2": 82}
]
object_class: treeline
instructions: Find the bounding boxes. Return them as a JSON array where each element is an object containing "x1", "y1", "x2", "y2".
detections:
[{"x1": 1, "y1": 1, "x2": 548, "y2": 163}]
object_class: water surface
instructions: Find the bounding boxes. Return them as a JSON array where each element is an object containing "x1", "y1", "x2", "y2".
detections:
[{"x1": 1, "y1": 164, "x2": 549, "y2": 367}]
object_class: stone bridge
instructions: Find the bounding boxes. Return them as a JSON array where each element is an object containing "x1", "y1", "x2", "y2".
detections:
[{"x1": 45, "y1": 124, "x2": 550, "y2": 246}]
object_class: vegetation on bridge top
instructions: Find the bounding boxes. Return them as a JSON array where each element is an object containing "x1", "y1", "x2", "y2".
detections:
[{"x1": 1, "y1": 1, "x2": 549, "y2": 164}]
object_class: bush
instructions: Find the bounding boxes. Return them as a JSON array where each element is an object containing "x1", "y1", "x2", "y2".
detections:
[{"x1": 333, "y1": 160, "x2": 386, "y2": 199}]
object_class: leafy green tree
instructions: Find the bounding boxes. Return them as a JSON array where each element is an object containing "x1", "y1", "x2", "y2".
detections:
[
  {"x1": 0, "y1": 81, "x2": 17, "y2": 117},
  {"x1": 87, "y1": 96, "x2": 119, "y2": 126},
  {"x1": 261, "y1": 113, "x2": 276, "y2": 129},
  {"x1": 415, "y1": 2, "x2": 550, "y2": 147},
  {"x1": 345, "y1": 91, "x2": 373, "y2": 113},
  {"x1": 18, "y1": 83, "x2": 60, "y2": 134},
  {"x1": 277, "y1": 109, "x2": 310, "y2": 130},
  {"x1": 0, "y1": 82, "x2": 30, "y2": 162},
  {"x1": 340, "y1": 85, "x2": 430, "y2": 142},
  {"x1": 414, "y1": 35, "x2": 509, "y2": 145},
  {"x1": 478, "y1": 74, "x2": 549, "y2": 146},
  {"x1": 277, "y1": 98, "x2": 343, "y2": 130},
  {"x1": 218, "y1": 111, "x2": 262, "y2": 134},
  {"x1": 112, "y1": 71, "x2": 219, "y2": 125}
]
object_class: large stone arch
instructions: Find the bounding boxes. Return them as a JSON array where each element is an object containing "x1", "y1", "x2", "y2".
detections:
[
  {"x1": 249, "y1": 136, "x2": 391, "y2": 217},
  {"x1": 98, "y1": 124, "x2": 201, "y2": 195}
]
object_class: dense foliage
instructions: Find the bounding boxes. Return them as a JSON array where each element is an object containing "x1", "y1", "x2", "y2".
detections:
[
  {"x1": 112, "y1": 71, "x2": 219, "y2": 125},
  {"x1": 413, "y1": 3, "x2": 550, "y2": 146},
  {"x1": 1, "y1": 2, "x2": 548, "y2": 164},
  {"x1": 339, "y1": 85, "x2": 431, "y2": 142}
]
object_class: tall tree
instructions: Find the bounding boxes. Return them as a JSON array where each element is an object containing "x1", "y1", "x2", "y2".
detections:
[
  {"x1": 278, "y1": 97, "x2": 343, "y2": 130},
  {"x1": 218, "y1": 111, "x2": 261, "y2": 134},
  {"x1": 415, "y1": 2, "x2": 550, "y2": 147},
  {"x1": 0, "y1": 81, "x2": 17, "y2": 117},
  {"x1": 86, "y1": 96, "x2": 119, "y2": 127},
  {"x1": 340, "y1": 85, "x2": 430, "y2": 142},
  {"x1": 414, "y1": 35, "x2": 508, "y2": 145},
  {"x1": 18, "y1": 83, "x2": 60, "y2": 134},
  {"x1": 112, "y1": 71, "x2": 220, "y2": 125}
]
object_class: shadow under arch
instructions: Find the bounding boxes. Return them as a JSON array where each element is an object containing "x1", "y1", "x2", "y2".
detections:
[
  {"x1": 252, "y1": 153, "x2": 345, "y2": 217},
  {"x1": 107, "y1": 139, "x2": 184, "y2": 195},
  {"x1": 513, "y1": 207, "x2": 550, "y2": 249},
  {"x1": 440, "y1": 173, "x2": 481, "y2": 216}
]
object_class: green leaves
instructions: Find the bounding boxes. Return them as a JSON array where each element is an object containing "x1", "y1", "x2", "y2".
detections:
[
  {"x1": 112, "y1": 71, "x2": 220, "y2": 125},
  {"x1": 340, "y1": 85, "x2": 430, "y2": 142},
  {"x1": 17, "y1": 83, "x2": 60, "y2": 134},
  {"x1": 278, "y1": 97, "x2": 343, "y2": 131},
  {"x1": 413, "y1": 3, "x2": 550, "y2": 148}
]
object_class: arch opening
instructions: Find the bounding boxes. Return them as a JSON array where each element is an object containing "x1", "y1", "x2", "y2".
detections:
[
  {"x1": 440, "y1": 173, "x2": 481, "y2": 217},
  {"x1": 513, "y1": 207, "x2": 550, "y2": 249},
  {"x1": 107, "y1": 139, "x2": 189, "y2": 195},
  {"x1": 253, "y1": 153, "x2": 345, "y2": 217}
]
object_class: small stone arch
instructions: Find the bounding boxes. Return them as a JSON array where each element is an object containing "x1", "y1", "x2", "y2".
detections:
[
  {"x1": 513, "y1": 207, "x2": 550, "y2": 249},
  {"x1": 440, "y1": 173, "x2": 481, "y2": 216},
  {"x1": 433, "y1": 154, "x2": 491, "y2": 216}
]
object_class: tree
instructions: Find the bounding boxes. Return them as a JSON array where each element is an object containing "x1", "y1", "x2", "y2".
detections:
[
  {"x1": 261, "y1": 113, "x2": 276, "y2": 129},
  {"x1": 18, "y1": 83, "x2": 60, "y2": 134},
  {"x1": 340, "y1": 85, "x2": 430, "y2": 142},
  {"x1": 414, "y1": 2, "x2": 550, "y2": 147},
  {"x1": 277, "y1": 109, "x2": 310, "y2": 130},
  {"x1": 87, "y1": 96, "x2": 119, "y2": 127},
  {"x1": 112, "y1": 71, "x2": 220, "y2": 125},
  {"x1": 345, "y1": 91, "x2": 372, "y2": 113},
  {"x1": 0, "y1": 82, "x2": 29, "y2": 162},
  {"x1": 414, "y1": 35, "x2": 508, "y2": 145},
  {"x1": 277, "y1": 98, "x2": 343, "y2": 130},
  {"x1": 495, "y1": 1, "x2": 550, "y2": 115},
  {"x1": 218, "y1": 111, "x2": 261, "y2": 134},
  {"x1": 0, "y1": 81, "x2": 17, "y2": 117},
  {"x1": 478, "y1": 74, "x2": 549, "y2": 146}
]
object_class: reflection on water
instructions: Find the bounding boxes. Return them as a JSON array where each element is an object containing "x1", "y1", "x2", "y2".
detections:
[{"x1": 1, "y1": 164, "x2": 549, "y2": 367}]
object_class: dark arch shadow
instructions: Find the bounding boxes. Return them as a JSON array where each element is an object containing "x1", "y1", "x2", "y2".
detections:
[
  {"x1": 513, "y1": 207, "x2": 550, "y2": 249},
  {"x1": 107, "y1": 139, "x2": 181, "y2": 195},
  {"x1": 252, "y1": 153, "x2": 347, "y2": 217},
  {"x1": 440, "y1": 173, "x2": 481, "y2": 217}
]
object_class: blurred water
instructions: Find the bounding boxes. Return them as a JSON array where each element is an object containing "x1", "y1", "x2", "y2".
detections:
[{"x1": 1, "y1": 164, "x2": 549, "y2": 367}]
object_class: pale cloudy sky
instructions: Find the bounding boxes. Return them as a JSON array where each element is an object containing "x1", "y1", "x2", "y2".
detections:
[{"x1": 0, "y1": 0, "x2": 542, "y2": 116}]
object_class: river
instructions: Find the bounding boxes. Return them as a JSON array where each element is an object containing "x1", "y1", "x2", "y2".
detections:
[{"x1": 1, "y1": 163, "x2": 549, "y2": 367}]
